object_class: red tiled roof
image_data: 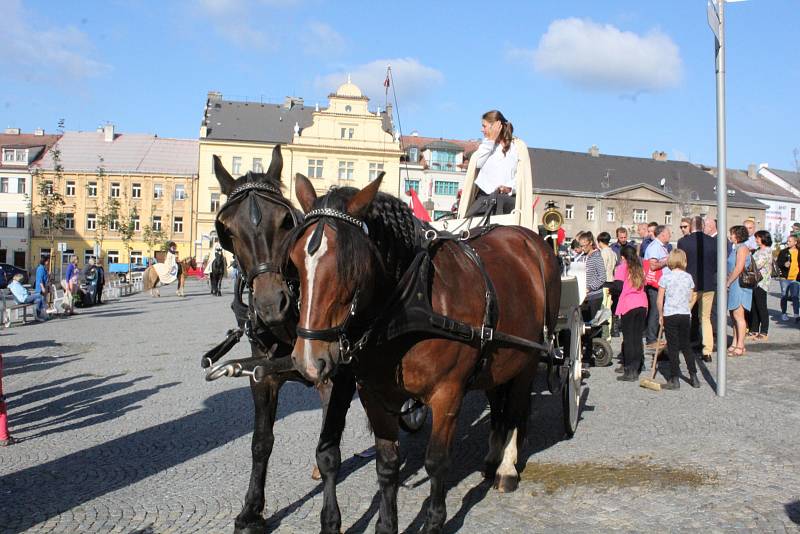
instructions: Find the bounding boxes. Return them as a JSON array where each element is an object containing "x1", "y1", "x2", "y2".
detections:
[
  {"x1": 0, "y1": 133, "x2": 61, "y2": 169},
  {"x1": 400, "y1": 135, "x2": 480, "y2": 154}
]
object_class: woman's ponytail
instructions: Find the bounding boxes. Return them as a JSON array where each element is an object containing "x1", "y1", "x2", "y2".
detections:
[{"x1": 482, "y1": 110, "x2": 514, "y2": 154}]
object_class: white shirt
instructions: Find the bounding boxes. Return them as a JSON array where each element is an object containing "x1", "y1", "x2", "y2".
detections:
[{"x1": 474, "y1": 138, "x2": 518, "y2": 194}]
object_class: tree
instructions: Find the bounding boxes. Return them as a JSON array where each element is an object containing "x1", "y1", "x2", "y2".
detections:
[
  {"x1": 32, "y1": 147, "x2": 66, "y2": 260},
  {"x1": 115, "y1": 193, "x2": 138, "y2": 271},
  {"x1": 92, "y1": 156, "x2": 121, "y2": 264},
  {"x1": 142, "y1": 224, "x2": 166, "y2": 261}
]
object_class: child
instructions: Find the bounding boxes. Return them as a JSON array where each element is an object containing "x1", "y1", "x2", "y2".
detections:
[
  {"x1": 657, "y1": 249, "x2": 701, "y2": 390},
  {"x1": 614, "y1": 246, "x2": 648, "y2": 381}
]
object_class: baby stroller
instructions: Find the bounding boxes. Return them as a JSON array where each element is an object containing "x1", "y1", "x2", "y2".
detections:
[{"x1": 75, "y1": 268, "x2": 99, "y2": 308}]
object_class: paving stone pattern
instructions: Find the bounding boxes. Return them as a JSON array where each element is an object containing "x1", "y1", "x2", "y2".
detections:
[{"x1": 1, "y1": 279, "x2": 799, "y2": 533}]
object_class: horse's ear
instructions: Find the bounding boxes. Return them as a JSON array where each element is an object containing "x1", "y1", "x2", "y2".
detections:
[
  {"x1": 266, "y1": 145, "x2": 283, "y2": 180},
  {"x1": 295, "y1": 173, "x2": 317, "y2": 213},
  {"x1": 213, "y1": 155, "x2": 235, "y2": 195},
  {"x1": 347, "y1": 173, "x2": 383, "y2": 219}
]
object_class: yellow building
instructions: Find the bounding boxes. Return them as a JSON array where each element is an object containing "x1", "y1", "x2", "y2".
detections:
[
  {"x1": 30, "y1": 125, "x2": 198, "y2": 274},
  {"x1": 196, "y1": 79, "x2": 402, "y2": 247}
]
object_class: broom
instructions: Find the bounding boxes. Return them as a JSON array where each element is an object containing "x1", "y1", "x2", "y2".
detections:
[{"x1": 639, "y1": 325, "x2": 665, "y2": 391}]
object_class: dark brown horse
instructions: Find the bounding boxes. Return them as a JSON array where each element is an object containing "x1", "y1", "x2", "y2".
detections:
[
  {"x1": 284, "y1": 174, "x2": 561, "y2": 533},
  {"x1": 202, "y1": 146, "x2": 358, "y2": 534}
]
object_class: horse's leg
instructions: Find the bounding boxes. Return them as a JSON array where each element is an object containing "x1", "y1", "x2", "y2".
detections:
[
  {"x1": 422, "y1": 383, "x2": 464, "y2": 534},
  {"x1": 493, "y1": 365, "x2": 536, "y2": 493},
  {"x1": 234, "y1": 375, "x2": 283, "y2": 534},
  {"x1": 483, "y1": 384, "x2": 509, "y2": 480},
  {"x1": 316, "y1": 369, "x2": 356, "y2": 534},
  {"x1": 358, "y1": 386, "x2": 401, "y2": 534}
]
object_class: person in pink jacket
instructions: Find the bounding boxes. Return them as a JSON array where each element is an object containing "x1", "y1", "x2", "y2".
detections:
[{"x1": 614, "y1": 246, "x2": 649, "y2": 381}]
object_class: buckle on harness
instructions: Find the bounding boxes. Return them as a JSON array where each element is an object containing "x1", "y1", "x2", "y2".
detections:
[{"x1": 480, "y1": 326, "x2": 494, "y2": 342}]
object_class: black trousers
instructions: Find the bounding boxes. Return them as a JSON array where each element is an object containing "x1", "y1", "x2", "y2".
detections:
[
  {"x1": 644, "y1": 286, "x2": 660, "y2": 343},
  {"x1": 748, "y1": 286, "x2": 769, "y2": 335},
  {"x1": 620, "y1": 307, "x2": 646, "y2": 373},
  {"x1": 464, "y1": 190, "x2": 516, "y2": 217},
  {"x1": 664, "y1": 314, "x2": 698, "y2": 377},
  {"x1": 581, "y1": 297, "x2": 603, "y2": 358}
]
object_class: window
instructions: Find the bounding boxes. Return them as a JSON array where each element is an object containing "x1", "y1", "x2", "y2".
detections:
[
  {"x1": 340, "y1": 127, "x2": 354, "y2": 140},
  {"x1": 253, "y1": 158, "x2": 263, "y2": 173},
  {"x1": 606, "y1": 207, "x2": 615, "y2": 222},
  {"x1": 232, "y1": 156, "x2": 242, "y2": 175},
  {"x1": 110, "y1": 218, "x2": 120, "y2": 231},
  {"x1": 107, "y1": 250, "x2": 120, "y2": 264},
  {"x1": 86, "y1": 213, "x2": 97, "y2": 230},
  {"x1": 42, "y1": 215, "x2": 50, "y2": 229},
  {"x1": 408, "y1": 147, "x2": 419, "y2": 163},
  {"x1": 43, "y1": 181, "x2": 53, "y2": 195},
  {"x1": 633, "y1": 208, "x2": 648, "y2": 223},
  {"x1": 17, "y1": 178, "x2": 25, "y2": 194},
  {"x1": 0, "y1": 249, "x2": 5, "y2": 263},
  {"x1": 345, "y1": 105, "x2": 352, "y2": 112},
  {"x1": 430, "y1": 150, "x2": 456, "y2": 171},
  {"x1": 84, "y1": 249, "x2": 94, "y2": 265},
  {"x1": 16, "y1": 212, "x2": 24, "y2": 228},
  {"x1": 2, "y1": 149, "x2": 13, "y2": 163},
  {"x1": 565, "y1": 204, "x2": 574, "y2": 220},
  {"x1": 87, "y1": 181, "x2": 97, "y2": 197},
  {"x1": 210, "y1": 192, "x2": 220, "y2": 212},
  {"x1": 152, "y1": 215, "x2": 162, "y2": 231},
  {"x1": 0, "y1": 212, "x2": 7, "y2": 227},
  {"x1": 368, "y1": 162, "x2": 384, "y2": 181},
  {"x1": 338, "y1": 161, "x2": 354, "y2": 180},
  {"x1": 0, "y1": 177, "x2": 7, "y2": 193},
  {"x1": 174, "y1": 184, "x2": 186, "y2": 200},
  {"x1": 664, "y1": 211, "x2": 672, "y2": 225},
  {"x1": 791, "y1": 208, "x2": 797, "y2": 220},
  {"x1": 132, "y1": 183, "x2": 141, "y2": 198},
  {"x1": 13, "y1": 251, "x2": 25, "y2": 269},
  {"x1": 132, "y1": 215, "x2": 140, "y2": 232},
  {"x1": 434, "y1": 180, "x2": 459, "y2": 196},
  {"x1": 173, "y1": 216, "x2": 183, "y2": 233},
  {"x1": 153, "y1": 183, "x2": 164, "y2": 199},
  {"x1": 2, "y1": 148, "x2": 27, "y2": 164},
  {"x1": 66, "y1": 181, "x2": 76, "y2": 196},
  {"x1": 586, "y1": 205, "x2": 595, "y2": 221},
  {"x1": 130, "y1": 251, "x2": 143, "y2": 265},
  {"x1": 40, "y1": 248, "x2": 51, "y2": 261},
  {"x1": 110, "y1": 182, "x2": 120, "y2": 198},
  {"x1": 405, "y1": 179, "x2": 420, "y2": 193},
  {"x1": 64, "y1": 213, "x2": 75, "y2": 230},
  {"x1": 308, "y1": 159, "x2": 324, "y2": 178}
]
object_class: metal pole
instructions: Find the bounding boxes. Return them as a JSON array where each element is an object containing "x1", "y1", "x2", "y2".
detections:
[{"x1": 714, "y1": 0, "x2": 728, "y2": 397}]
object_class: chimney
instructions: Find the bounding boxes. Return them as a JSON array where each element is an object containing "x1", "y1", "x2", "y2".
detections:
[
  {"x1": 588, "y1": 145, "x2": 599, "y2": 157},
  {"x1": 747, "y1": 164, "x2": 758, "y2": 179},
  {"x1": 651, "y1": 150, "x2": 668, "y2": 162},
  {"x1": 207, "y1": 91, "x2": 222, "y2": 102},
  {"x1": 103, "y1": 123, "x2": 115, "y2": 142},
  {"x1": 283, "y1": 96, "x2": 304, "y2": 109},
  {"x1": 34, "y1": 128, "x2": 45, "y2": 136},
  {"x1": 4, "y1": 127, "x2": 21, "y2": 135}
]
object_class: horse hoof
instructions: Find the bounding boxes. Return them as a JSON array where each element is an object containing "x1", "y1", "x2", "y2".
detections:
[
  {"x1": 493, "y1": 473, "x2": 519, "y2": 493},
  {"x1": 233, "y1": 516, "x2": 266, "y2": 534},
  {"x1": 311, "y1": 464, "x2": 321, "y2": 480}
]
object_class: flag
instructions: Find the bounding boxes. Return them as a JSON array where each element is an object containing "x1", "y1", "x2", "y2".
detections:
[
  {"x1": 408, "y1": 189, "x2": 431, "y2": 222},
  {"x1": 384, "y1": 72, "x2": 390, "y2": 93}
]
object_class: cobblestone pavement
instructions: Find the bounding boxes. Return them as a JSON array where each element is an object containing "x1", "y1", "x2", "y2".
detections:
[{"x1": 1, "y1": 278, "x2": 799, "y2": 533}]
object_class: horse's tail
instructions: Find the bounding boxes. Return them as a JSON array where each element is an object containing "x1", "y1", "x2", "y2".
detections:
[{"x1": 143, "y1": 267, "x2": 155, "y2": 290}]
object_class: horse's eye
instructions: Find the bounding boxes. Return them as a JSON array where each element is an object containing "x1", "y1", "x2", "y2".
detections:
[{"x1": 281, "y1": 213, "x2": 294, "y2": 229}]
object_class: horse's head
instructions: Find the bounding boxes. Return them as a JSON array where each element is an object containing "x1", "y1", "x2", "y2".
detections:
[
  {"x1": 214, "y1": 145, "x2": 299, "y2": 329},
  {"x1": 284, "y1": 174, "x2": 388, "y2": 383}
]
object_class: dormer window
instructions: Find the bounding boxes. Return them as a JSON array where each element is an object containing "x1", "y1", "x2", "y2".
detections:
[{"x1": 2, "y1": 148, "x2": 28, "y2": 165}]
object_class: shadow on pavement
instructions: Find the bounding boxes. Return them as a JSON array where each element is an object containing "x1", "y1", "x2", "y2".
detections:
[
  {"x1": 0, "y1": 339, "x2": 62, "y2": 354},
  {"x1": 786, "y1": 500, "x2": 800, "y2": 524}
]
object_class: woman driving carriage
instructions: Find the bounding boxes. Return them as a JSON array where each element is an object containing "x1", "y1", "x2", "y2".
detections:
[{"x1": 462, "y1": 110, "x2": 533, "y2": 223}]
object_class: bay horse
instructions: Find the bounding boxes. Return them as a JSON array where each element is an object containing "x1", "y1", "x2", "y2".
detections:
[
  {"x1": 143, "y1": 257, "x2": 196, "y2": 297},
  {"x1": 202, "y1": 145, "x2": 358, "y2": 534},
  {"x1": 284, "y1": 174, "x2": 561, "y2": 533}
]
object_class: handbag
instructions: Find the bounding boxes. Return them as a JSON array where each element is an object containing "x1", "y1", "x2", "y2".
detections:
[
  {"x1": 644, "y1": 259, "x2": 662, "y2": 288},
  {"x1": 738, "y1": 256, "x2": 760, "y2": 288}
]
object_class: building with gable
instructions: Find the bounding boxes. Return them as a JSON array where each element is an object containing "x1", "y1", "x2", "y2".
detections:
[
  {"x1": 0, "y1": 128, "x2": 61, "y2": 269},
  {"x1": 196, "y1": 79, "x2": 401, "y2": 247},
  {"x1": 30, "y1": 125, "x2": 198, "y2": 273}
]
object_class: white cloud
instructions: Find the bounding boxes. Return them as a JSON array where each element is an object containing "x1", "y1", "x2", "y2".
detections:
[
  {"x1": 513, "y1": 18, "x2": 682, "y2": 94},
  {"x1": 302, "y1": 21, "x2": 346, "y2": 57},
  {"x1": 315, "y1": 58, "x2": 444, "y2": 106},
  {"x1": 0, "y1": 0, "x2": 110, "y2": 81},
  {"x1": 196, "y1": 0, "x2": 273, "y2": 49}
]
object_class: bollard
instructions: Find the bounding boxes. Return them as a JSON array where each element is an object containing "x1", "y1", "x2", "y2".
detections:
[{"x1": 0, "y1": 352, "x2": 10, "y2": 442}]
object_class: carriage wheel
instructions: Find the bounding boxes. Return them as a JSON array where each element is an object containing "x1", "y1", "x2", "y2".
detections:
[
  {"x1": 591, "y1": 338, "x2": 613, "y2": 367},
  {"x1": 399, "y1": 399, "x2": 428, "y2": 433},
  {"x1": 562, "y1": 307, "x2": 582, "y2": 438}
]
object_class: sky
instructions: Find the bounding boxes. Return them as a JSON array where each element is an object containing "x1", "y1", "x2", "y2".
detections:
[{"x1": 2, "y1": 0, "x2": 799, "y2": 171}]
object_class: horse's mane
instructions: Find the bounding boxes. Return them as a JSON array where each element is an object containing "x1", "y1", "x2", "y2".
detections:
[{"x1": 281, "y1": 188, "x2": 420, "y2": 293}]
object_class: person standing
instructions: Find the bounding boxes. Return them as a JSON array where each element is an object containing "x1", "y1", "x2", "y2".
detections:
[
  {"x1": 577, "y1": 232, "x2": 607, "y2": 359},
  {"x1": 679, "y1": 217, "x2": 692, "y2": 237},
  {"x1": 610, "y1": 227, "x2": 636, "y2": 261},
  {"x1": 747, "y1": 230, "x2": 773, "y2": 340},
  {"x1": 743, "y1": 219, "x2": 757, "y2": 251},
  {"x1": 657, "y1": 249, "x2": 701, "y2": 390},
  {"x1": 614, "y1": 247, "x2": 648, "y2": 381},
  {"x1": 643, "y1": 225, "x2": 671, "y2": 348},
  {"x1": 777, "y1": 234, "x2": 800, "y2": 322},
  {"x1": 61, "y1": 256, "x2": 79, "y2": 315},
  {"x1": 726, "y1": 225, "x2": 753, "y2": 356},
  {"x1": 34, "y1": 257, "x2": 52, "y2": 313},
  {"x1": 638, "y1": 222, "x2": 657, "y2": 258},
  {"x1": 95, "y1": 262, "x2": 105, "y2": 304},
  {"x1": 597, "y1": 232, "x2": 617, "y2": 339},
  {"x1": 678, "y1": 216, "x2": 717, "y2": 362}
]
